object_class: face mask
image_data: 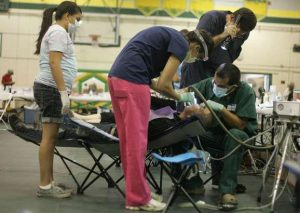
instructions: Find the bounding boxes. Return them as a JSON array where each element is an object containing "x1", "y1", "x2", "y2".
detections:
[
  {"x1": 184, "y1": 51, "x2": 198, "y2": 63},
  {"x1": 213, "y1": 83, "x2": 228, "y2": 98},
  {"x1": 68, "y1": 19, "x2": 82, "y2": 34}
]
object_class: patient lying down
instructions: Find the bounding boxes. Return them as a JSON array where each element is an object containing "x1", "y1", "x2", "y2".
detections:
[
  {"x1": 71, "y1": 105, "x2": 212, "y2": 127},
  {"x1": 9, "y1": 105, "x2": 212, "y2": 144},
  {"x1": 72, "y1": 105, "x2": 213, "y2": 136}
]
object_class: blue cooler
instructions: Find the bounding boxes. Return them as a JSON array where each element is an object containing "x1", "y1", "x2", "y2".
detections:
[{"x1": 24, "y1": 104, "x2": 39, "y2": 124}]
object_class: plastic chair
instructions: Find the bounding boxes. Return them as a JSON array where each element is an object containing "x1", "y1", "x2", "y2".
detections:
[{"x1": 0, "y1": 91, "x2": 13, "y2": 130}]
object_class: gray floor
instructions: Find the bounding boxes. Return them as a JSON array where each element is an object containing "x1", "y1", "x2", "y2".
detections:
[{"x1": 0, "y1": 127, "x2": 297, "y2": 213}]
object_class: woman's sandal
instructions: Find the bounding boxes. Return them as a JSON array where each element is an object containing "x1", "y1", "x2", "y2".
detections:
[{"x1": 218, "y1": 194, "x2": 238, "y2": 211}]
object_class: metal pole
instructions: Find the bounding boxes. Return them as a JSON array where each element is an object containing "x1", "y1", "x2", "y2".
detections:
[{"x1": 270, "y1": 124, "x2": 292, "y2": 212}]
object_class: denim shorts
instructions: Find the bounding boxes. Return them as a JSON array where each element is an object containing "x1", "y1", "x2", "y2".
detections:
[{"x1": 33, "y1": 82, "x2": 62, "y2": 123}]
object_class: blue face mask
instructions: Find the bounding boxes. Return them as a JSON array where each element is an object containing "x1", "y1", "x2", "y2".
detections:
[{"x1": 213, "y1": 83, "x2": 228, "y2": 98}]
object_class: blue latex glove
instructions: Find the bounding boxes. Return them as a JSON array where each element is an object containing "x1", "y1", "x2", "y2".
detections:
[
  {"x1": 179, "y1": 92, "x2": 195, "y2": 104},
  {"x1": 206, "y1": 100, "x2": 225, "y2": 112}
]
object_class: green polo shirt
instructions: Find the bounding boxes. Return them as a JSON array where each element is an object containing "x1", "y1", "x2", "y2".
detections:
[{"x1": 192, "y1": 78, "x2": 257, "y2": 136}]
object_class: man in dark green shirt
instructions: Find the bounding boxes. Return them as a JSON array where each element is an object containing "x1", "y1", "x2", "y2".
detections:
[{"x1": 184, "y1": 63, "x2": 257, "y2": 210}]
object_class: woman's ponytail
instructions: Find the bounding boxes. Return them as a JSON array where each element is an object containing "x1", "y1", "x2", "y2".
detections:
[{"x1": 34, "y1": 7, "x2": 56, "y2": 55}]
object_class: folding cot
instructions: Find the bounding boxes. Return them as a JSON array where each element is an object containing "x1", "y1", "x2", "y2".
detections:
[
  {"x1": 9, "y1": 114, "x2": 206, "y2": 198},
  {"x1": 64, "y1": 115, "x2": 206, "y2": 195},
  {"x1": 8, "y1": 114, "x2": 123, "y2": 195}
]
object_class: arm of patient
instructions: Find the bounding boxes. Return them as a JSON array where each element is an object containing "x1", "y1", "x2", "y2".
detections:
[{"x1": 179, "y1": 104, "x2": 212, "y2": 127}]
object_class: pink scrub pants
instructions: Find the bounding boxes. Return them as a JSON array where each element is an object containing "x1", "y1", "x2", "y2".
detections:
[{"x1": 108, "y1": 76, "x2": 151, "y2": 206}]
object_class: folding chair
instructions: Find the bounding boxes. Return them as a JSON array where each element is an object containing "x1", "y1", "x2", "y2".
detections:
[
  {"x1": 152, "y1": 151, "x2": 206, "y2": 213},
  {"x1": 146, "y1": 116, "x2": 206, "y2": 194},
  {"x1": 0, "y1": 91, "x2": 13, "y2": 130}
]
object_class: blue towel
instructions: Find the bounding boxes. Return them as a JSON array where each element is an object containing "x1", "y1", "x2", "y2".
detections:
[{"x1": 152, "y1": 151, "x2": 205, "y2": 166}]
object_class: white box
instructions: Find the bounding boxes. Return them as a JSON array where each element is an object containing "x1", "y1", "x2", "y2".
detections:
[{"x1": 273, "y1": 101, "x2": 300, "y2": 117}]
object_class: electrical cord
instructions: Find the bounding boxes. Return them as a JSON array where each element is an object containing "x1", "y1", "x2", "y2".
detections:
[
  {"x1": 189, "y1": 86, "x2": 277, "y2": 151},
  {"x1": 177, "y1": 87, "x2": 289, "y2": 211},
  {"x1": 178, "y1": 177, "x2": 288, "y2": 211},
  {"x1": 195, "y1": 124, "x2": 275, "y2": 161},
  {"x1": 196, "y1": 136, "x2": 242, "y2": 161},
  {"x1": 236, "y1": 177, "x2": 288, "y2": 211}
]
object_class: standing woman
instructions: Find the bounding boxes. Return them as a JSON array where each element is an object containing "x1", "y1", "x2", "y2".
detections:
[
  {"x1": 109, "y1": 26, "x2": 214, "y2": 211},
  {"x1": 33, "y1": 1, "x2": 82, "y2": 198}
]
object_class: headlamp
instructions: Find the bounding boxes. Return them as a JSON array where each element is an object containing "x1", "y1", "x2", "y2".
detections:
[{"x1": 193, "y1": 30, "x2": 209, "y2": 61}]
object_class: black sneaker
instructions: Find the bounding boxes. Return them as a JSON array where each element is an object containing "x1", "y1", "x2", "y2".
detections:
[{"x1": 180, "y1": 174, "x2": 205, "y2": 195}]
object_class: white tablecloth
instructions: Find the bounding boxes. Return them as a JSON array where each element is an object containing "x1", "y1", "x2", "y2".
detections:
[
  {"x1": 13, "y1": 91, "x2": 35, "y2": 100},
  {"x1": 12, "y1": 89, "x2": 111, "y2": 102},
  {"x1": 12, "y1": 88, "x2": 275, "y2": 114}
]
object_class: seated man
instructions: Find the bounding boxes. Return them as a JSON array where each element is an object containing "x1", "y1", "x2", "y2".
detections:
[
  {"x1": 2, "y1": 69, "x2": 15, "y2": 91},
  {"x1": 178, "y1": 63, "x2": 257, "y2": 210}
]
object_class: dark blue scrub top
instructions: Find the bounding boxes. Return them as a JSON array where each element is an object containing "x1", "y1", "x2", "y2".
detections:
[
  {"x1": 180, "y1": 10, "x2": 249, "y2": 88},
  {"x1": 109, "y1": 26, "x2": 189, "y2": 85}
]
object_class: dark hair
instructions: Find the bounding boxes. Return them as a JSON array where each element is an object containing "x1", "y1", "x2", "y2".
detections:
[
  {"x1": 233, "y1": 7, "x2": 257, "y2": 32},
  {"x1": 34, "y1": 1, "x2": 82, "y2": 55},
  {"x1": 182, "y1": 29, "x2": 214, "y2": 56},
  {"x1": 215, "y1": 63, "x2": 241, "y2": 85}
]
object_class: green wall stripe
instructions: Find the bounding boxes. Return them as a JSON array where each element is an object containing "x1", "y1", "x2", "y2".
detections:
[
  {"x1": 8, "y1": 2, "x2": 300, "y2": 25},
  {"x1": 260, "y1": 16, "x2": 300, "y2": 25}
]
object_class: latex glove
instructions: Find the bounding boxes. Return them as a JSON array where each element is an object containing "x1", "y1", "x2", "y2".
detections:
[
  {"x1": 179, "y1": 92, "x2": 195, "y2": 104},
  {"x1": 59, "y1": 90, "x2": 70, "y2": 115},
  {"x1": 206, "y1": 100, "x2": 225, "y2": 112},
  {"x1": 224, "y1": 23, "x2": 238, "y2": 38}
]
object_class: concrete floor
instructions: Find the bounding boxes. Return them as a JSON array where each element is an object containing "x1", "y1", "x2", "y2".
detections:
[{"x1": 0, "y1": 127, "x2": 297, "y2": 213}]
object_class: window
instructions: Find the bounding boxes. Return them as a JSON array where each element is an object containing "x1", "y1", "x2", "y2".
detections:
[
  {"x1": 0, "y1": 0, "x2": 9, "y2": 11},
  {"x1": 241, "y1": 73, "x2": 272, "y2": 96}
]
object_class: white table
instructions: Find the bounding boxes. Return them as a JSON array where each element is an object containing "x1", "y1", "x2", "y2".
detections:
[
  {"x1": 11, "y1": 89, "x2": 111, "y2": 102},
  {"x1": 13, "y1": 91, "x2": 34, "y2": 100},
  {"x1": 11, "y1": 89, "x2": 111, "y2": 110},
  {"x1": 69, "y1": 92, "x2": 111, "y2": 102}
]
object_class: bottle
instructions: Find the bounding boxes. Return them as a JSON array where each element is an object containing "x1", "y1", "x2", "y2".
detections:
[
  {"x1": 269, "y1": 85, "x2": 277, "y2": 103},
  {"x1": 276, "y1": 92, "x2": 283, "y2": 101},
  {"x1": 263, "y1": 92, "x2": 269, "y2": 103},
  {"x1": 97, "y1": 107, "x2": 101, "y2": 114}
]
